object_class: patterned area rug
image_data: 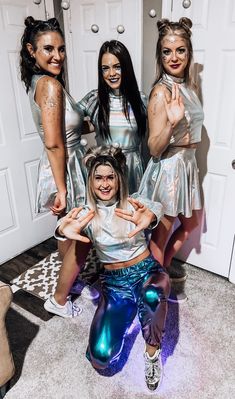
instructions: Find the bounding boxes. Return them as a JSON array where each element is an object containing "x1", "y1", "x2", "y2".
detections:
[{"x1": 11, "y1": 248, "x2": 101, "y2": 301}]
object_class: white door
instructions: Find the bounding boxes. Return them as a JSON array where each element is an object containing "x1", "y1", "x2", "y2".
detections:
[
  {"x1": 62, "y1": 0, "x2": 143, "y2": 100},
  {"x1": 0, "y1": 0, "x2": 56, "y2": 264},
  {"x1": 162, "y1": 0, "x2": 235, "y2": 280}
]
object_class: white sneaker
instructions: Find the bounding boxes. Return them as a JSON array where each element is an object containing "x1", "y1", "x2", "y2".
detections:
[
  {"x1": 69, "y1": 279, "x2": 100, "y2": 300},
  {"x1": 44, "y1": 295, "x2": 82, "y2": 318}
]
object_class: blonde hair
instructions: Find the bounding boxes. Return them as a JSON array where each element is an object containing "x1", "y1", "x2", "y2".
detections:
[{"x1": 83, "y1": 145, "x2": 129, "y2": 237}]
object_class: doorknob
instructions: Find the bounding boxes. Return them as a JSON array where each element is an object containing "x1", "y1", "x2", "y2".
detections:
[
  {"x1": 117, "y1": 25, "x2": 125, "y2": 34},
  {"x1": 91, "y1": 24, "x2": 99, "y2": 33},
  {"x1": 232, "y1": 160, "x2": 235, "y2": 169},
  {"x1": 61, "y1": 1, "x2": 70, "y2": 10},
  {"x1": 149, "y1": 9, "x2": 157, "y2": 18},
  {"x1": 182, "y1": 0, "x2": 191, "y2": 8}
]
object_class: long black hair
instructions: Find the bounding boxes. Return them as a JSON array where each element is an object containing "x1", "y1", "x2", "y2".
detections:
[
  {"x1": 94, "y1": 40, "x2": 146, "y2": 141},
  {"x1": 20, "y1": 16, "x2": 65, "y2": 93}
]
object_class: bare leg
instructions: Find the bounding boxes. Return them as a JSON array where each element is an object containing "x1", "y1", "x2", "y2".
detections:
[
  {"x1": 54, "y1": 240, "x2": 91, "y2": 305},
  {"x1": 164, "y1": 211, "x2": 199, "y2": 267},
  {"x1": 150, "y1": 215, "x2": 176, "y2": 265},
  {"x1": 57, "y1": 239, "x2": 72, "y2": 260}
]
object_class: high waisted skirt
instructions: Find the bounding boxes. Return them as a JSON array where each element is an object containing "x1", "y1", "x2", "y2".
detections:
[
  {"x1": 138, "y1": 146, "x2": 202, "y2": 218},
  {"x1": 35, "y1": 144, "x2": 87, "y2": 213}
]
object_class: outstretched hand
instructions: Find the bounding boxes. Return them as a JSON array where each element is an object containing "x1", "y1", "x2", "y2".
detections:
[
  {"x1": 164, "y1": 83, "x2": 185, "y2": 127},
  {"x1": 58, "y1": 207, "x2": 95, "y2": 242},
  {"x1": 115, "y1": 197, "x2": 156, "y2": 238}
]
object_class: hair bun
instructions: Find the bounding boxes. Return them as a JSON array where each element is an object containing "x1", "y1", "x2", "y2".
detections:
[
  {"x1": 157, "y1": 19, "x2": 170, "y2": 32},
  {"x1": 24, "y1": 16, "x2": 35, "y2": 28},
  {"x1": 47, "y1": 18, "x2": 60, "y2": 29},
  {"x1": 83, "y1": 151, "x2": 97, "y2": 169},
  {"x1": 179, "y1": 17, "x2": 192, "y2": 34},
  {"x1": 83, "y1": 145, "x2": 127, "y2": 172}
]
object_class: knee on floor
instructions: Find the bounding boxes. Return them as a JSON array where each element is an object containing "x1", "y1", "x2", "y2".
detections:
[{"x1": 89, "y1": 343, "x2": 113, "y2": 369}]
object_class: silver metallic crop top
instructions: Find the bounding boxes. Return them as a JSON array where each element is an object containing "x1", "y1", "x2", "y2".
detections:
[
  {"x1": 79, "y1": 89, "x2": 147, "y2": 150},
  {"x1": 159, "y1": 74, "x2": 204, "y2": 146},
  {"x1": 55, "y1": 195, "x2": 163, "y2": 264},
  {"x1": 29, "y1": 75, "x2": 84, "y2": 150}
]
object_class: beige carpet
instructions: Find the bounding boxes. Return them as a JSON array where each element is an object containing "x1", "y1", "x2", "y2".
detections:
[{"x1": 5, "y1": 265, "x2": 235, "y2": 399}]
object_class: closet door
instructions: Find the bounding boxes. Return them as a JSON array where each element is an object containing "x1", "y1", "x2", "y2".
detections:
[
  {"x1": 62, "y1": 0, "x2": 143, "y2": 99},
  {"x1": 163, "y1": 0, "x2": 235, "y2": 281},
  {"x1": 0, "y1": 0, "x2": 56, "y2": 264}
]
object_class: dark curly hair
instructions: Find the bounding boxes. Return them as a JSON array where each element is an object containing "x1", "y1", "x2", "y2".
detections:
[
  {"x1": 19, "y1": 16, "x2": 65, "y2": 93},
  {"x1": 154, "y1": 17, "x2": 195, "y2": 88}
]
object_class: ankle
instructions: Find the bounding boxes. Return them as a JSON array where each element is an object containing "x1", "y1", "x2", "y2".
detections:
[
  {"x1": 53, "y1": 294, "x2": 67, "y2": 306},
  {"x1": 146, "y1": 344, "x2": 160, "y2": 358}
]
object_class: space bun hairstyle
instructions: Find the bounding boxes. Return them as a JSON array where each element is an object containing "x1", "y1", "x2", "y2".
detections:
[
  {"x1": 154, "y1": 17, "x2": 195, "y2": 88},
  {"x1": 84, "y1": 145, "x2": 128, "y2": 211},
  {"x1": 20, "y1": 16, "x2": 65, "y2": 92}
]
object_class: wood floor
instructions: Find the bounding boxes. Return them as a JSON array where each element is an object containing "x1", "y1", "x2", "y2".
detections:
[
  {"x1": 0, "y1": 237, "x2": 57, "y2": 285},
  {"x1": 0, "y1": 238, "x2": 57, "y2": 321}
]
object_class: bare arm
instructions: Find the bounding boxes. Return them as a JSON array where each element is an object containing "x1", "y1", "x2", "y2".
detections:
[
  {"x1": 148, "y1": 83, "x2": 185, "y2": 157},
  {"x1": 35, "y1": 77, "x2": 66, "y2": 215}
]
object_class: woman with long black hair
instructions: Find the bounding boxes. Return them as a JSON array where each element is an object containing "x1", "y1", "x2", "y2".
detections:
[{"x1": 79, "y1": 40, "x2": 147, "y2": 194}]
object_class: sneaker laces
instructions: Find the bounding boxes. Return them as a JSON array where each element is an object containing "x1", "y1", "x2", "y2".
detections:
[
  {"x1": 67, "y1": 296, "x2": 82, "y2": 317},
  {"x1": 145, "y1": 349, "x2": 161, "y2": 379}
]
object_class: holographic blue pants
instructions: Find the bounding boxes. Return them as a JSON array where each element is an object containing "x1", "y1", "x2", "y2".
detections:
[{"x1": 87, "y1": 255, "x2": 170, "y2": 369}]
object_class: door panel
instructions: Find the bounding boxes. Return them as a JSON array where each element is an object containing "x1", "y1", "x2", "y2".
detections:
[
  {"x1": 163, "y1": 0, "x2": 235, "y2": 278},
  {"x1": 63, "y1": 0, "x2": 142, "y2": 99},
  {"x1": 0, "y1": 1, "x2": 56, "y2": 264}
]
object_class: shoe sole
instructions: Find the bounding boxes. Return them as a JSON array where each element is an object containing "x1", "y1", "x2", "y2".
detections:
[
  {"x1": 44, "y1": 299, "x2": 82, "y2": 318},
  {"x1": 168, "y1": 295, "x2": 188, "y2": 304},
  {"x1": 44, "y1": 302, "x2": 71, "y2": 318}
]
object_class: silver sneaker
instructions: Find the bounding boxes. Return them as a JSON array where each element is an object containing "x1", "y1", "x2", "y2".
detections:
[
  {"x1": 44, "y1": 295, "x2": 82, "y2": 318},
  {"x1": 144, "y1": 348, "x2": 162, "y2": 392}
]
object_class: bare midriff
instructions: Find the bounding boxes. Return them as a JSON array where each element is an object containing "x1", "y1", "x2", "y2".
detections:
[{"x1": 104, "y1": 248, "x2": 150, "y2": 270}]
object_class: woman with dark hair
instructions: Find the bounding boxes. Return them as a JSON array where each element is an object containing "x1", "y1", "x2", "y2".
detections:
[
  {"x1": 45, "y1": 145, "x2": 169, "y2": 392},
  {"x1": 20, "y1": 16, "x2": 87, "y2": 219},
  {"x1": 138, "y1": 18, "x2": 204, "y2": 301},
  {"x1": 79, "y1": 40, "x2": 147, "y2": 194},
  {"x1": 19, "y1": 16, "x2": 88, "y2": 258}
]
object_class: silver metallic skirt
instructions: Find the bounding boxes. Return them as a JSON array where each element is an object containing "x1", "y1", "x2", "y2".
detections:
[
  {"x1": 123, "y1": 147, "x2": 144, "y2": 194},
  {"x1": 138, "y1": 146, "x2": 202, "y2": 218},
  {"x1": 35, "y1": 144, "x2": 87, "y2": 213}
]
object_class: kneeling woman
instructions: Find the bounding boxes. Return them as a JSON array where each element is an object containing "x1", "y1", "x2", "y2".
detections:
[{"x1": 52, "y1": 146, "x2": 170, "y2": 392}]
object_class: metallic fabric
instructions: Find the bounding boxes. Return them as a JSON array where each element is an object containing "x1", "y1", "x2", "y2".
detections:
[
  {"x1": 138, "y1": 74, "x2": 204, "y2": 218},
  {"x1": 87, "y1": 255, "x2": 170, "y2": 369},
  {"x1": 29, "y1": 75, "x2": 87, "y2": 213},
  {"x1": 70, "y1": 198, "x2": 163, "y2": 264},
  {"x1": 79, "y1": 90, "x2": 147, "y2": 193},
  {"x1": 138, "y1": 147, "x2": 201, "y2": 217}
]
